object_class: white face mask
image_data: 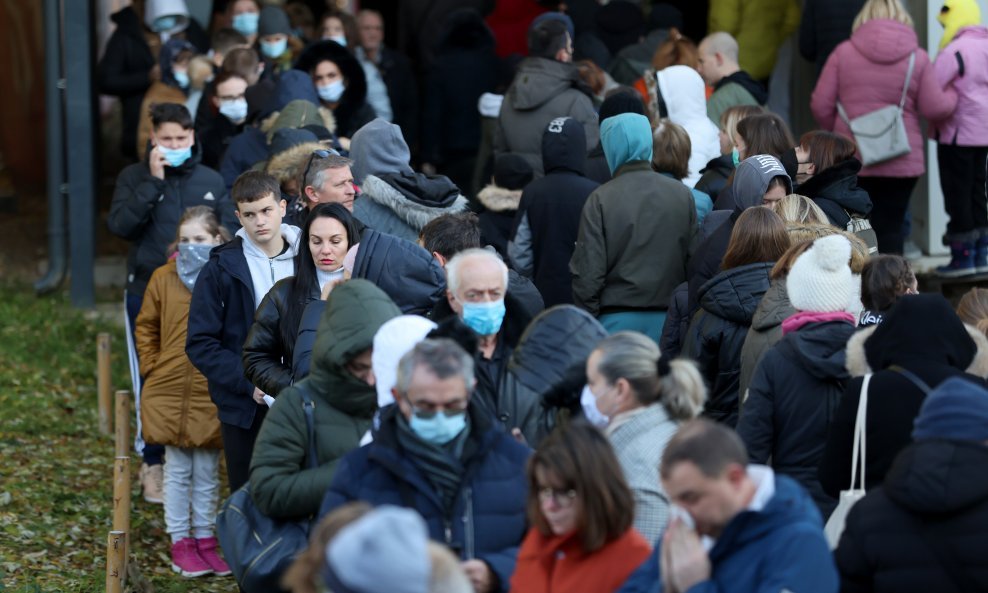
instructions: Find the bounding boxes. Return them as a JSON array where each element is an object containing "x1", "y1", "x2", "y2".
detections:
[
  {"x1": 317, "y1": 79, "x2": 345, "y2": 103},
  {"x1": 580, "y1": 384, "x2": 610, "y2": 428}
]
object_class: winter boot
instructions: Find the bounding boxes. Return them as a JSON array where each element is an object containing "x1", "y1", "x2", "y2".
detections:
[
  {"x1": 171, "y1": 537, "x2": 213, "y2": 577},
  {"x1": 937, "y1": 241, "x2": 976, "y2": 277},
  {"x1": 139, "y1": 462, "x2": 164, "y2": 504},
  {"x1": 196, "y1": 537, "x2": 232, "y2": 576},
  {"x1": 976, "y1": 234, "x2": 988, "y2": 273}
]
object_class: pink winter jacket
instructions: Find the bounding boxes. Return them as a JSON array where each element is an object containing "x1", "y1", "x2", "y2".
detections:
[
  {"x1": 930, "y1": 26, "x2": 988, "y2": 147},
  {"x1": 811, "y1": 19, "x2": 957, "y2": 178}
]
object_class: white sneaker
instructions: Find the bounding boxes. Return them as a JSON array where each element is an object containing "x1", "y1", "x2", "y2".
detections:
[{"x1": 139, "y1": 462, "x2": 164, "y2": 504}]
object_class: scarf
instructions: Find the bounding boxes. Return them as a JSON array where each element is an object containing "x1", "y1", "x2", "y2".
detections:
[
  {"x1": 176, "y1": 243, "x2": 213, "y2": 292},
  {"x1": 781, "y1": 310, "x2": 856, "y2": 335},
  {"x1": 395, "y1": 413, "x2": 473, "y2": 514}
]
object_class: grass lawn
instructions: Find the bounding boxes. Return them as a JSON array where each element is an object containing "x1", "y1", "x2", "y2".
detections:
[{"x1": 0, "y1": 282, "x2": 236, "y2": 593}]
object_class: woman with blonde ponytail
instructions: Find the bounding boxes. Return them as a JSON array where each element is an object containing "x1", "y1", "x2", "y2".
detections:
[
  {"x1": 582, "y1": 331, "x2": 707, "y2": 543},
  {"x1": 958, "y1": 288, "x2": 988, "y2": 350}
]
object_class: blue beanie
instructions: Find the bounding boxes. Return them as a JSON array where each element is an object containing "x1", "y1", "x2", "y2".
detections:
[{"x1": 912, "y1": 377, "x2": 988, "y2": 441}]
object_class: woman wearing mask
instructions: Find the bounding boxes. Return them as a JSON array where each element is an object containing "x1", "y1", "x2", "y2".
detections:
[
  {"x1": 738, "y1": 234, "x2": 860, "y2": 519},
  {"x1": 794, "y1": 130, "x2": 873, "y2": 232},
  {"x1": 242, "y1": 203, "x2": 359, "y2": 397},
  {"x1": 582, "y1": 332, "x2": 706, "y2": 543},
  {"x1": 135, "y1": 206, "x2": 231, "y2": 577},
  {"x1": 294, "y1": 39, "x2": 377, "y2": 143},
  {"x1": 510, "y1": 422, "x2": 652, "y2": 593},
  {"x1": 319, "y1": 9, "x2": 358, "y2": 46},
  {"x1": 811, "y1": 0, "x2": 956, "y2": 254},
  {"x1": 683, "y1": 207, "x2": 791, "y2": 427},
  {"x1": 696, "y1": 104, "x2": 764, "y2": 202},
  {"x1": 228, "y1": 0, "x2": 261, "y2": 46}
]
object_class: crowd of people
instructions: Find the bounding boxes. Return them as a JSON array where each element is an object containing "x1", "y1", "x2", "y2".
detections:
[{"x1": 101, "y1": 0, "x2": 988, "y2": 591}]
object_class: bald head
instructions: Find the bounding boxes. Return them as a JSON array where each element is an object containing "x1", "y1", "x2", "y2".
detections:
[{"x1": 698, "y1": 32, "x2": 740, "y2": 86}]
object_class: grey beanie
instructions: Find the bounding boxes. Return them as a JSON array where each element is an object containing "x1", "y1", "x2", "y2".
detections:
[
  {"x1": 349, "y1": 118, "x2": 413, "y2": 184},
  {"x1": 732, "y1": 154, "x2": 792, "y2": 211},
  {"x1": 259, "y1": 6, "x2": 292, "y2": 37},
  {"x1": 322, "y1": 506, "x2": 430, "y2": 593}
]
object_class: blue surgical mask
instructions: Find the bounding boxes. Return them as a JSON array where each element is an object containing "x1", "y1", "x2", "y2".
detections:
[
  {"x1": 327, "y1": 35, "x2": 347, "y2": 47},
  {"x1": 173, "y1": 70, "x2": 190, "y2": 88},
  {"x1": 260, "y1": 38, "x2": 288, "y2": 59},
  {"x1": 160, "y1": 145, "x2": 192, "y2": 167},
  {"x1": 176, "y1": 243, "x2": 213, "y2": 291},
  {"x1": 231, "y1": 12, "x2": 259, "y2": 36},
  {"x1": 154, "y1": 15, "x2": 178, "y2": 32},
  {"x1": 460, "y1": 299, "x2": 506, "y2": 336},
  {"x1": 409, "y1": 411, "x2": 467, "y2": 446},
  {"x1": 731, "y1": 147, "x2": 741, "y2": 168},
  {"x1": 316, "y1": 79, "x2": 345, "y2": 103},
  {"x1": 219, "y1": 99, "x2": 248, "y2": 122}
]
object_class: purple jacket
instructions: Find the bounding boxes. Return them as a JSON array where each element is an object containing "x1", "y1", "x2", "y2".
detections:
[
  {"x1": 811, "y1": 19, "x2": 957, "y2": 178},
  {"x1": 931, "y1": 26, "x2": 988, "y2": 147}
]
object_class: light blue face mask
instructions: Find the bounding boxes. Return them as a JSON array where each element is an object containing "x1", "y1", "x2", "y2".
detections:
[
  {"x1": 154, "y1": 15, "x2": 178, "y2": 32},
  {"x1": 316, "y1": 79, "x2": 345, "y2": 103},
  {"x1": 731, "y1": 147, "x2": 741, "y2": 168},
  {"x1": 460, "y1": 299, "x2": 506, "y2": 336},
  {"x1": 173, "y1": 70, "x2": 190, "y2": 88},
  {"x1": 160, "y1": 145, "x2": 192, "y2": 167},
  {"x1": 231, "y1": 12, "x2": 259, "y2": 36},
  {"x1": 260, "y1": 37, "x2": 288, "y2": 58},
  {"x1": 410, "y1": 411, "x2": 467, "y2": 446},
  {"x1": 219, "y1": 99, "x2": 248, "y2": 122}
]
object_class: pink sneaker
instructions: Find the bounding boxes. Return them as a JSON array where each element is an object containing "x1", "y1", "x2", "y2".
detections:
[
  {"x1": 196, "y1": 536, "x2": 232, "y2": 576},
  {"x1": 171, "y1": 537, "x2": 213, "y2": 578}
]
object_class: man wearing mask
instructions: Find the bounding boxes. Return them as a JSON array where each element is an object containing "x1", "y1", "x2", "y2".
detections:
[
  {"x1": 198, "y1": 71, "x2": 249, "y2": 169},
  {"x1": 108, "y1": 102, "x2": 236, "y2": 503},
  {"x1": 320, "y1": 339, "x2": 530, "y2": 593}
]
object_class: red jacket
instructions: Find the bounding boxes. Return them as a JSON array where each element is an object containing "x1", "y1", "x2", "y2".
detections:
[
  {"x1": 485, "y1": 0, "x2": 547, "y2": 58},
  {"x1": 509, "y1": 527, "x2": 651, "y2": 593}
]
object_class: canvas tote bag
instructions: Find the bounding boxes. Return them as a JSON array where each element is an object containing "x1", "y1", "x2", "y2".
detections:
[{"x1": 824, "y1": 373, "x2": 871, "y2": 549}]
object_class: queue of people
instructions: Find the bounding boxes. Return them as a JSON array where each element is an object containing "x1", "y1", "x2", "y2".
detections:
[{"x1": 100, "y1": 0, "x2": 988, "y2": 590}]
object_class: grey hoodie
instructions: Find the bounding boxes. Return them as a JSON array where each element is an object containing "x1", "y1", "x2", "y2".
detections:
[
  {"x1": 349, "y1": 118, "x2": 413, "y2": 184},
  {"x1": 732, "y1": 154, "x2": 792, "y2": 210},
  {"x1": 238, "y1": 223, "x2": 301, "y2": 309}
]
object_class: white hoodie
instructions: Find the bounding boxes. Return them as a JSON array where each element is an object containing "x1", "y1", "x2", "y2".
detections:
[
  {"x1": 237, "y1": 223, "x2": 301, "y2": 309},
  {"x1": 656, "y1": 66, "x2": 723, "y2": 188},
  {"x1": 144, "y1": 0, "x2": 190, "y2": 38}
]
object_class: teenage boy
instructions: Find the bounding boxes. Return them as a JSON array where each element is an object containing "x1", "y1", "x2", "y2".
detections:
[
  {"x1": 186, "y1": 170, "x2": 300, "y2": 491},
  {"x1": 108, "y1": 101, "x2": 234, "y2": 504}
]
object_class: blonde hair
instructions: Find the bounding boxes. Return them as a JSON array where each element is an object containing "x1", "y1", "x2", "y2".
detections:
[
  {"x1": 957, "y1": 288, "x2": 988, "y2": 336},
  {"x1": 853, "y1": 0, "x2": 914, "y2": 32},
  {"x1": 719, "y1": 104, "x2": 763, "y2": 147},
  {"x1": 281, "y1": 502, "x2": 373, "y2": 593},
  {"x1": 428, "y1": 544, "x2": 473, "y2": 593},
  {"x1": 771, "y1": 194, "x2": 829, "y2": 226},
  {"x1": 772, "y1": 225, "x2": 870, "y2": 280}
]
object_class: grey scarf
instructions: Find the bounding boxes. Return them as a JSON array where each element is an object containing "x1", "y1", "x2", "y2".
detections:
[
  {"x1": 176, "y1": 243, "x2": 213, "y2": 292},
  {"x1": 395, "y1": 413, "x2": 472, "y2": 514}
]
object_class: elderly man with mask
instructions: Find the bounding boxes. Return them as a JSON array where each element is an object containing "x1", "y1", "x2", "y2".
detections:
[{"x1": 319, "y1": 339, "x2": 530, "y2": 593}]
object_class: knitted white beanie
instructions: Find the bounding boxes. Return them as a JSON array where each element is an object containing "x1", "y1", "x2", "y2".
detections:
[{"x1": 787, "y1": 235, "x2": 855, "y2": 313}]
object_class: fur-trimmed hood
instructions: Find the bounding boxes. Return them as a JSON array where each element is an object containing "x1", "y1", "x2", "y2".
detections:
[
  {"x1": 477, "y1": 184, "x2": 523, "y2": 213},
  {"x1": 845, "y1": 323, "x2": 988, "y2": 378},
  {"x1": 265, "y1": 141, "x2": 328, "y2": 186},
  {"x1": 359, "y1": 173, "x2": 469, "y2": 232}
]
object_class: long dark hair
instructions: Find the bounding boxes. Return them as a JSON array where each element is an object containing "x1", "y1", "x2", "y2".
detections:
[{"x1": 282, "y1": 203, "x2": 360, "y2": 348}]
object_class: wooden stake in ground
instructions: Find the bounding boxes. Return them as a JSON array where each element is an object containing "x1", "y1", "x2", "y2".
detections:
[
  {"x1": 106, "y1": 530, "x2": 126, "y2": 593},
  {"x1": 114, "y1": 390, "x2": 130, "y2": 458},
  {"x1": 98, "y1": 333, "x2": 112, "y2": 435},
  {"x1": 113, "y1": 456, "x2": 131, "y2": 565}
]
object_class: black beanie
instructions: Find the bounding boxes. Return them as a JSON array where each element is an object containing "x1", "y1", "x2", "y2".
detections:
[
  {"x1": 493, "y1": 154, "x2": 534, "y2": 190},
  {"x1": 259, "y1": 6, "x2": 292, "y2": 37},
  {"x1": 599, "y1": 91, "x2": 646, "y2": 123}
]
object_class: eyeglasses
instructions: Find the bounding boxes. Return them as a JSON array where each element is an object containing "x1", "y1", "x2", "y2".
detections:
[
  {"x1": 538, "y1": 488, "x2": 578, "y2": 507},
  {"x1": 409, "y1": 399, "x2": 469, "y2": 420},
  {"x1": 300, "y1": 148, "x2": 338, "y2": 189}
]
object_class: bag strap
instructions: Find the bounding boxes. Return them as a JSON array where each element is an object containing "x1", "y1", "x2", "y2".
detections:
[
  {"x1": 897, "y1": 52, "x2": 917, "y2": 110},
  {"x1": 889, "y1": 365, "x2": 932, "y2": 393},
  {"x1": 295, "y1": 384, "x2": 320, "y2": 470},
  {"x1": 850, "y1": 374, "x2": 871, "y2": 491}
]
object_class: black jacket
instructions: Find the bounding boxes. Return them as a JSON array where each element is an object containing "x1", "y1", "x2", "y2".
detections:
[
  {"x1": 508, "y1": 117, "x2": 599, "y2": 307},
  {"x1": 799, "y1": 0, "x2": 867, "y2": 74},
  {"x1": 738, "y1": 319, "x2": 856, "y2": 519},
  {"x1": 819, "y1": 294, "x2": 988, "y2": 497},
  {"x1": 584, "y1": 142, "x2": 611, "y2": 185},
  {"x1": 835, "y1": 440, "x2": 988, "y2": 593},
  {"x1": 795, "y1": 159, "x2": 872, "y2": 228},
  {"x1": 294, "y1": 41, "x2": 377, "y2": 138},
  {"x1": 421, "y1": 8, "x2": 499, "y2": 164},
  {"x1": 496, "y1": 305, "x2": 608, "y2": 445},
  {"x1": 714, "y1": 71, "x2": 769, "y2": 105},
  {"x1": 186, "y1": 238, "x2": 263, "y2": 429},
  {"x1": 97, "y1": 7, "x2": 209, "y2": 159},
  {"x1": 242, "y1": 277, "x2": 319, "y2": 397},
  {"x1": 683, "y1": 262, "x2": 773, "y2": 428},
  {"x1": 377, "y1": 46, "x2": 420, "y2": 152},
  {"x1": 686, "y1": 210, "x2": 737, "y2": 315},
  {"x1": 695, "y1": 154, "x2": 734, "y2": 204},
  {"x1": 198, "y1": 108, "x2": 245, "y2": 171},
  {"x1": 107, "y1": 142, "x2": 235, "y2": 296}
]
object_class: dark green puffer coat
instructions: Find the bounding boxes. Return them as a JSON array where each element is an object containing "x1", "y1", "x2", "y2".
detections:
[{"x1": 248, "y1": 280, "x2": 400, "y2": 520}]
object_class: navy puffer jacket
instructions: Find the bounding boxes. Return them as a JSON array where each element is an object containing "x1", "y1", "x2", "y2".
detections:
[{"x1": 319, "y1": 404, "x2": 531, "y2": 592}]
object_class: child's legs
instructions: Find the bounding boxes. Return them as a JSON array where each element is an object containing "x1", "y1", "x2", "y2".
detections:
[
  {"x1": 163, "y1": 445, "x2": 194, "y2": 542},
  {"x1": 939, "y1": 144, "x2": 979, "y2": 239},
  {"x1": 189, "y1": 448, "x2": 222, "y2": 538},
  {"x1": 971, "y1": 146, "x2": 988, "y2": 232}
]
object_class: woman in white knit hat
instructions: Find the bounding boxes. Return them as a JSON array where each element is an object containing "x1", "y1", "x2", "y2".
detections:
[{"x1": 736, "y1": 234, "x2": 860, "y2": 521}]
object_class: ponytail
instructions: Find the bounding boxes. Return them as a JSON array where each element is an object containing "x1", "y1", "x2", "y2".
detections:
[{"x1": 658, "y1": 357, "x2": 707, "y2": 421}]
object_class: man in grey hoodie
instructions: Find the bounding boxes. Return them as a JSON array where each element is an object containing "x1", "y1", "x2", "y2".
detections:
[{"x1": 349, "y1": 118, "x2": 469, "y2": 242}]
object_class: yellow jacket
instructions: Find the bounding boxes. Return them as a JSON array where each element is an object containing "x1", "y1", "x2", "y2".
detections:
[{"x1": 709, "y1": 0, "x2": 801, "y2": 80}]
